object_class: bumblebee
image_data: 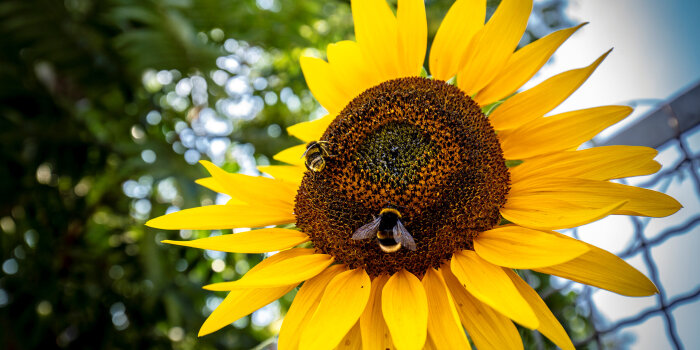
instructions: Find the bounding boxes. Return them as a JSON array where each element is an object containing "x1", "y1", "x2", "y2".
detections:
[
  {"x1": 352, "y1": 207, "x2": 417, "y2": 253},
  {"x1": 302, "y1": 141, "x2": 331, "y2": 172}
]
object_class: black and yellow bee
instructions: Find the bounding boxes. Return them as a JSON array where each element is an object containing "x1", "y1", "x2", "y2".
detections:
[
  {"x1": 352, "y1": 207, "x2": 417, "y2": 253},
  {"x1": 302, "y1": 141, "x2": 331, "y2": 172}
]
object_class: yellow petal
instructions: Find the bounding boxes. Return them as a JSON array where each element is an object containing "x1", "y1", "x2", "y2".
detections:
[
  {"x1": 499, "y1": 106, "x2": 632, "y2": 159},
  {"x1": 501, "y1": 197, "x2": 627, "y2": 230},
  {"x1": 250, "y1": 248, "x2": 316, "y2": 270},
  {"x1": 300, "y1": 268, "x2": 371, "y2": 349},
  {"x1": 279, "y1": 264, "x2": 347, "y2": 350},
  {"x1": 256, "y1": 165, "x2": 305, "y2": 184},
  {"x1": 145, "y1": 204, "x2": 295, "y2": 230},
  {"x1": 382, "y1": 269, "x2": 428, "y2": 350},
  {"x1": 273, "y1": 143, "x2": 307, "y2": 166},
  {"x1": 489, "y1": 49, "x2": 611, "y2": 131},
  {"x1": 199, "y1": 160, "x2": 296, "y2": 209},
  {"x1": 194, "y1": 179, "x2": 246, "y2": 204},
  {"x1": 509, "y1": 177, "x2": 682, "y2": 218},
  {"x1": 429, "y1": 0, "x2": 486, "y2": 81},
  {"x1": 535, "y1": 232, "x2": 658, "y2": 296},
  {"x1": 458, "y1": 0, "x2": 533, "y2": 95},
  {"x1": 397, "y1": 0, "x2": 427, "y2": 76},
  {"x1": 423, "y1": 334, "x2": 439, "y2": 350},
  {"x1": 234, "y1": 248, "x2": 316, "y2": 278},
  {"x1": 504, "y1": 269, "x2": 574, "y2": 350},
  {"x1": 475, "y1": 23, "x2": 586, "y2": 105},
  {"x1": 286, "y1": 114, "x2": 335, "y2": 143},
  {"x1": 421, "y1": 269, "x2": 471, "y2": 349},
  {"x1": 162, "y1": 228, "x2": 308, "y2": 253},
  {"x1": 450, "y1": 250, "x2": 538, "y2": 329},
  {"x1": 199, "y1": 286, "x2": 294, "y2": 337},
  {"x1": 509, "y1": 146, "x2": 661, "y2": 183},
  {"x1": 204, "y1": 253, "x2": 333, "y2": 290},
  {"x1": 199, "y1": 250, "x2": 309, "y2": 336},
  {"x1": 474, "y1": 225, "x2": 589, "y2": 269},
  {"x1": 442, "y1": 265, "x2": 523, "y2": 350},
  {"x1": 352, "y1": 0, "x2": 399, "y2": 80},
  {"x1": 195, "y1": 177, "x2": 225, "y2": 194},
  {"x1": 360, "y1": 275, "x2": 395, "y2": 350},
  {"x1": 301, "y1": 56, "x2": 352, "y2": 115},
  {"x1": 335, "y1": 322, "x2": 363, "y2": 350},
  {"x1": 327, "y1": 41, "x2": 378, "y2": 100}
]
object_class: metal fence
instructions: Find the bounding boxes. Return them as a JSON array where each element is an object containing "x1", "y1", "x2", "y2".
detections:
[{"x1": 557, "y1": 82, "x2": 700, "y2": 349}]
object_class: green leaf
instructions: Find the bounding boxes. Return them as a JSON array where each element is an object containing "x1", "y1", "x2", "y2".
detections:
[
  {"x1": 505, "y1": 159, "x2": 523, "y2": 168},
  {"x1": 481, "y1": 99, "x2": 505, "y2": 115},
  {"x1": 419, "y1": 66, "x2": 429, "y2": 78}
]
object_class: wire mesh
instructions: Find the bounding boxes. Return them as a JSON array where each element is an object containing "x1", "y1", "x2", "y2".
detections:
[{"x1": 543, "y1": 84, "x2": 700, "y2": 349}]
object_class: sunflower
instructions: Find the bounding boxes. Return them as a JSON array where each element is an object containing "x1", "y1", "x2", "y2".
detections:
[{"x1": 147, "y1": 0, "x2": 682, "y2": 349}]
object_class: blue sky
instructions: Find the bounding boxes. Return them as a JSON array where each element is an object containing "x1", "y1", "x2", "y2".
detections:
[{"x1": 538, "y1": 0, "x2": 700, "y2": 117}]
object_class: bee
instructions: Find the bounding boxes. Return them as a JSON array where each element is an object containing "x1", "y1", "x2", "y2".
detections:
[
  {"x1": 302, "y1": 141, "x2": 331, "y2": 172},
  {"x1": 352, "y1": 207, "x2": 417, "y2": 253}
]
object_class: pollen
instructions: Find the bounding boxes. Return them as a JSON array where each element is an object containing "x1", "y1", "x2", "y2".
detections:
[{"x1": 294, "y1": 77, "x2": 509, "y2": 277}]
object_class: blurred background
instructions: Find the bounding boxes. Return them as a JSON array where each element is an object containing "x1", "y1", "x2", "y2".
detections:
[{"x1": 0, "y1": 0, "x2": 697, "y2": 349}]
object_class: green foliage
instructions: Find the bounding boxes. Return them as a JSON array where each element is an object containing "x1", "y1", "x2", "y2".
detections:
[
  {"x1": 0, "y1": 0, "x2": 345, "y2": 348},
  {"x1": 0, "y1": 0, "x2": 596, "y2": 348},
  {"x1": 505, "y1": 159, "x2": 524, "y2": 168}
]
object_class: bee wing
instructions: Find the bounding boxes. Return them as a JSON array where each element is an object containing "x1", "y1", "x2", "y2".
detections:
[
  {"x1": 352, "y1": 217, "x2": 381, "y2": 240},
  {"x1": 301, "y1": 145, "x2": 312, "y2": 158},
  {"x1": 393, "y1": 220, "x2": 417, "y2": 251}
]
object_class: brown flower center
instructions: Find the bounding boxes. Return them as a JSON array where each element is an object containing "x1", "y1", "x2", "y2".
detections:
[{"x1": 294, "y1": 77, "x2": 509, "y2": 277}]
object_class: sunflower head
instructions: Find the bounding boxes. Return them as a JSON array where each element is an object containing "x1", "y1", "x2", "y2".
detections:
[
  {"x1": 146, "y1": 0, "x2": 682, "y2": 348},
  {"x1": 295, "y1": 77, "x2": 510, "y2": 276}
]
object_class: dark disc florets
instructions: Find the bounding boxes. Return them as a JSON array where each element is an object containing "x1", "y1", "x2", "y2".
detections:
[{"x1": 294, "y1": 77, "x2": 509, "y2": 277}]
